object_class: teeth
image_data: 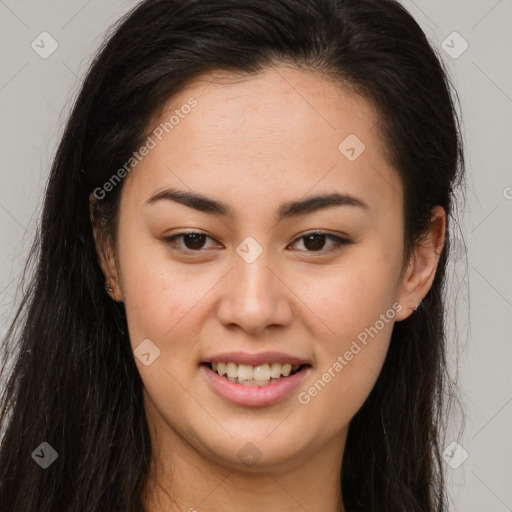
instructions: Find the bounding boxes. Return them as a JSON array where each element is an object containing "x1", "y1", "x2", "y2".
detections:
[
  {"x1": 281, "y1": 363, "x2": 292, "y2": 377},
  {"x1": 209, "y1": 361, "x2": 301, "y2": 384},
  {"x1": 270, "y1": 363, "x2": 282, "y2": 379},
  {"x1": 253, "y1": 363, "x2": 270, "y2": 381},
  {"x1": 238, "y1": 364, "x2": 254, "y2": 381},
  {"x1": 226, "y1": 362, "x2": 238, "y2": 379}
]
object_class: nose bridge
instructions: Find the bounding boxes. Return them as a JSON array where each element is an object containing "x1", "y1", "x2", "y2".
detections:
[{"x1": 216, "y1": 245, "x2": 292, "y2": 332}]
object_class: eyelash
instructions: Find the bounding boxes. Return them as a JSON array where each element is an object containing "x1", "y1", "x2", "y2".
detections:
[{"x1": 163, "y1": 230, "x2": 351, "y2": 256}]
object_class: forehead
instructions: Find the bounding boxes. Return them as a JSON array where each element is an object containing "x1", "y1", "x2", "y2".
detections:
[{"x1": 125, "y1": 65, "x2": 402, "y2": 219}]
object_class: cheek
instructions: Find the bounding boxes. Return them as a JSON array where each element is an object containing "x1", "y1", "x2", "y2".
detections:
[
  {"x1": 119, "y1": 252, "x2": 213, "y2": 413},
  {"x1": 293, "y1": 250, "x2": 398, "y2": 425},
  {"x1": 295, "y1": 291, "x2": 394, "y2": 440},
  {"x1": 122, "y1": 259, "x2": 209, "y2": 347},
  {"x1": 300, "y1": 248, "x2": 400, "y2": 338},
  {"x1": 115, "y1": 229, "x2": 201, "y2": 353}
]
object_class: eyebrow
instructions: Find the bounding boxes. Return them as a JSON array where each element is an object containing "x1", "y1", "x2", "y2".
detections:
[{"x1": 145, "y1": 187, "x2": 368, "y2": 221}]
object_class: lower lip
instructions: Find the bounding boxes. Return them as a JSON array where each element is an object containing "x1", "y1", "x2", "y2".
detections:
[{"x1": 200, "y1": 364, "x2": 311, "y2": 407}]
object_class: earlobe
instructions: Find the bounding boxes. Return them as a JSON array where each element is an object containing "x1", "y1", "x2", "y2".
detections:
[{"x1": 395, "y1": 206, "x2": 446, "y2": 322}]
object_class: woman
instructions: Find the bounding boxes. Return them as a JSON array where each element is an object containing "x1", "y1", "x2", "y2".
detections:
[{"x1": 0, "y1": 0, "x2": 465, "y2": 511}]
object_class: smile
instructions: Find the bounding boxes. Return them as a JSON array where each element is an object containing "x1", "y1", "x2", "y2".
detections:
[{"x1": 200, "y1": 360, "x2": 311, "y2": 407}]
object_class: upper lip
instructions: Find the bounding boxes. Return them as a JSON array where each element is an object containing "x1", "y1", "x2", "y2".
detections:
[{"x1": 202, "y1": 351, "x2": 311, "y2": 367}]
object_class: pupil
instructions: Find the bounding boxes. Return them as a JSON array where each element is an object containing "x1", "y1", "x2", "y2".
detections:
[
  {"x1": 304, "y1": 234, "x2": 325, "y2": 251},
  {"x1": 184, "y1": 233, "x2": 206, "y2": 250}
]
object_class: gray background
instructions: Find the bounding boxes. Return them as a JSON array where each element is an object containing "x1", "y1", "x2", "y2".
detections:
[{"x1": 0, "y1": 1, "x2": 511, "y2": 510}]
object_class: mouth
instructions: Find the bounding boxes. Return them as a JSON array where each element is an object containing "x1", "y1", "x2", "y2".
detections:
[
  {"x1": 199, "y1": 352, "x2": 313, "y2": 406},
  {"x1": 201, "y1": 361, "x2": 310, "y2": 387}
]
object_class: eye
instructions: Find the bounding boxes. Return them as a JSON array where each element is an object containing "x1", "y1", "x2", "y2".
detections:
[
  {"x1": 163, "y1": 231, "x2": 222, "y2": 255},
  {"x1": 163, "y1": 230, "x2": 351, "y2": 256},
  {"x1": 289, "y1": 231, "x2": 350, "y2": 254}
]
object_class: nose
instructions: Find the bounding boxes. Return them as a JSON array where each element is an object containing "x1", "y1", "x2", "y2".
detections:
[{"x1": 215, "y1": 252, "x2": 293, "y2": 334}]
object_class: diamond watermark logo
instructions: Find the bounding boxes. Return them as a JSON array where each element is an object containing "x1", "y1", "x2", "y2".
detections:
[
  {"x1": 31, "y1": 32, "x2": 59, "y2": 59},
  {"x1": 237, "y1": 442, "x2": 262, "y2": 467},
  {"x1": 236, "y1": 236, "x2": 263, "y2": 264},
  {"x1": 443, "y1": 441, "x2": 468, "y2": 469},
  {"x1": 32, "y1": 442, "x2": 58, "y2": 469},
  {"x1": 134, "y1": 338, "x2": 161, "y2": 366},
  {"x1": 338, "y1": 134, "x2": 366, "y2": 161},
  {"x1": 441, "y1": 32, "x2": 468, "y2": 59}
]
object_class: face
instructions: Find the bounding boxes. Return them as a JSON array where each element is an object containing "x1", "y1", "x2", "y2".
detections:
[{"x1": 96, "y1": 66, "x2": 442, "y2": 476}]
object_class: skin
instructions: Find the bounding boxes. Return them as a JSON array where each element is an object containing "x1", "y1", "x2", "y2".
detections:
[{"x1": 92, "y1": 65, "x2": 445, "y2": 512}]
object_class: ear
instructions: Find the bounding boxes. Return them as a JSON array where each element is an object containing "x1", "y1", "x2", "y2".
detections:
[
  {"x1": 89, "y1": 193, "x2": 124, "y2": 302},
  {"x1": 395, "y1": 206, "x2": 446, "y2": 321}
]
